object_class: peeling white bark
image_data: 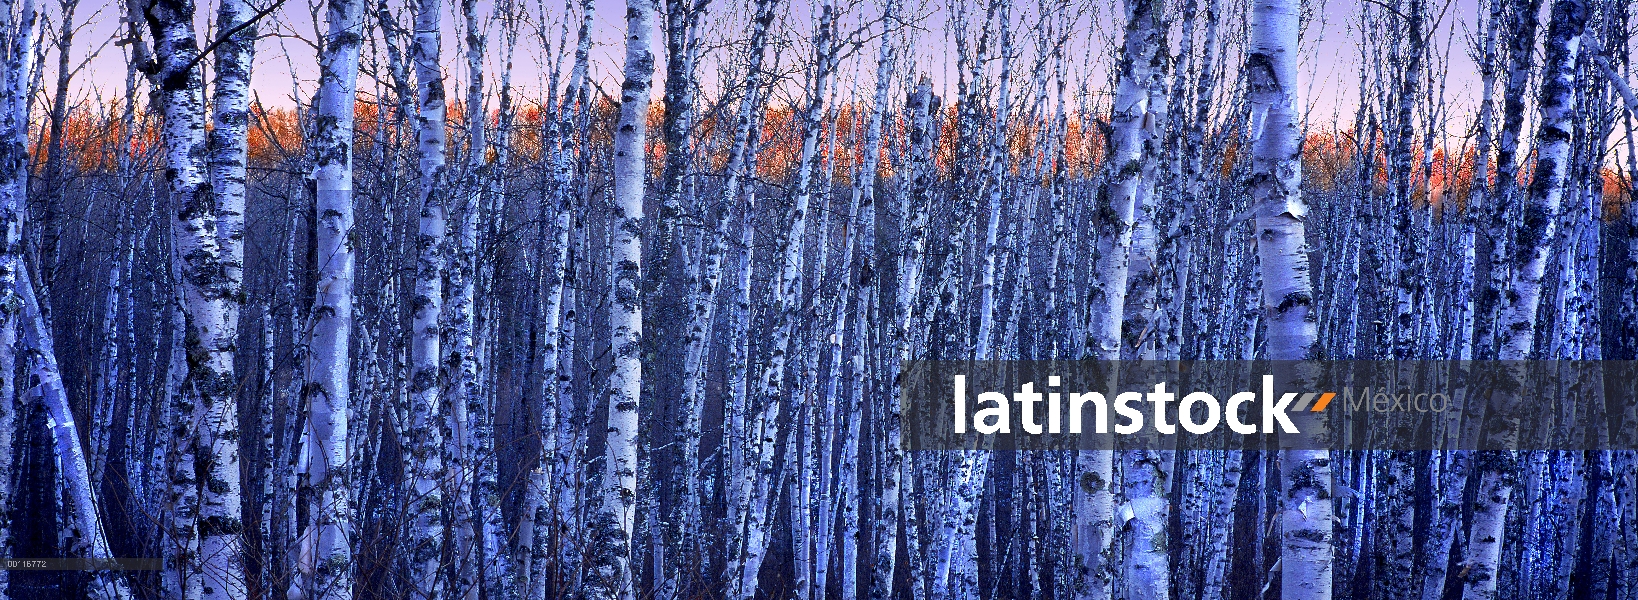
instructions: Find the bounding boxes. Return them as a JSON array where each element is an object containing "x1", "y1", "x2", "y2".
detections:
[{"x1": 1247, "y1": 1, "x2": 1330, "y2": 599}]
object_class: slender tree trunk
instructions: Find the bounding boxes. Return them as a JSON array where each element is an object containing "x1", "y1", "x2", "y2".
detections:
[
  {"x1": 143, "y1": 0, "x2": 250, "y2": 593},
  {"x1": 444, "y1": 1, "x2": 487, "y2": 595},
  {"x1": 1120, "y1": 449, "x2": 1170, "y2": 600},
  {"x1": 405, "y1": 0, "x2": 448, "y2": 593},
  {"x1": 735, "y1": 4, "x2": 834, "y2": 598},
  {"x1": 19, "y1": 266, "x2": 133, "y2": 599},
  {"x1": 836, "y1": 6, "x2": 897, "y2": 597},
  {"x1": 1075, "y1": 3, "x2": 1162, "y2": 599},
  {"x1": 1463, "y1": 3, "x2": 1586, "y2": 599},
  {"x1": 588, "y1": 0, "x2": 654, "y2": 597},
  {"x1": 650, "y1": 7, "x2": 709, "y2": 510},
  {"x1": 1247, "y1": 2, "x2": 1331, "y2": 600},
  {"x1": 675, "y1": 3, "x2": 779, "y2": 598},
  {"x1": 548, "y1": 224, "x2": 584, "y2": 598},
  {"x1": 543, "y1": 1, "x2": 594, "y2": 595},
  {"x1": 198, "y1": 0, "x2": 259, "y2": 596},
  {"x1": 659, "y1": 0, "x2": 714, "y2": 591},
  {"x1": 524, "y1": 4, "x2": 577, "y2": 596},
  {"x1": 1119, "y1": 45, "x2": 1172, "y2": 599},
  {"x1": 1458, "y1": 0, "x2": 1504, "y2": 363},
  {"x1": 0, "y1": 0, "x2": 36, "y2": 592},
  {"x1": 871, "y1": 72, "x2": 933, "y2": 600},
  {"x1": 300, "y1": 0, "x2": 367, "y2": 595},
  {"x1": 937, "y1": 5, "x2": 1010, "y2": 598},
  {"x1": 1390, "y1": 0, "x2": 1426, "y2": 361},
  {"x1": 87, "y1": 8, "x2": 130, "y2": 492},
  {"x1": 1420, "y1": 4, "x2": 1505, "y2": 598},
  {"x1": 1475, "y1": 0, "x2": 1543, "y2": 360},
  {"x1": 37, "y1": 0, "x2": 75, "y2": 292},
  {"x1": 722, "y1": 167, "x2": 763, "y2": 600},
  {"x1": 271, "y1": 209, "x2": 303, "y2": 600},
  {"x1": 89, "y1": 206, "x2": 126, "y2": 490}
]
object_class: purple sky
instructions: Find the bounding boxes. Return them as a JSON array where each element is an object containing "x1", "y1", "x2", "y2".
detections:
[{"x1": 63, "y1": 0, "x2": 1616, "y2": 164}]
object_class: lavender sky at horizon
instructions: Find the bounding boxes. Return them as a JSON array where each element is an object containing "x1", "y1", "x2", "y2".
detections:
[{"x1": 58, "y1": 0, "x2": 1625, "y2": 164}]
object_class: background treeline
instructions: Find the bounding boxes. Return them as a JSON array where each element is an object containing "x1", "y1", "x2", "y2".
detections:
[{"x1": 0, "y1": 0, "x2": 1633, "y2": 598}]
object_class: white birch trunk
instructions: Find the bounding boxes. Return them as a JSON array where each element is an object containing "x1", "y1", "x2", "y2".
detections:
[
  {"x1": 1463, "y1": 3, "x2": 1585, "y2": 599},
  {"x1": 443, "y1": 189, "x2": 477, "y2": 600},
  {"x1": 1085, "y1": 0, "x2": 1159, "y2": 363},
  {"x1": 544, "y1": 1, "x2": 595, "y2": 595},
  {"x1": 1456, "y1": 0, "x2": 1504, "y2": 363},
  {"x1": 0, "y1": 0, "x2": 35, "y2": 591},
  {"x1": 665, "y1": 0, "x2": 720, "y2": 590},
  {"x1": 300, "y1": 0, "x2": 367, "y2": 595},
  {"x1": 1075, "y1": 3, "x2": 1161, "y2": 598},
  {"x1": 1116, "y1": 74, "x2": 1170, "y2": 595},
  {"x1": 871, "y1": 70, "x2": 933, "y2": 600},
  {"x1": 1247, "y1": 1, "x2": 1330, "y2": 599},
  {"x1": 726, "y1": 161, "x2": 777, "y2": 600},
  {"x1": 904, "y1": 76, "x2": 943, "y2": 600},
  {"x1": 1584, "y1": 36, "x2": 1638, "y2": 116},
  {"x1": 1124, "y1": 66, "x2": 1168, "y2": 362},
  {"x1": 526, "y1": 3, "x2": 584, "y2": 595},
  {"x1": 89, "y1": 209, "x2": 126, "y2": 489},
  {"x1": 548, "y1": 225, "x2": 583, "y2": 597},
  {"x1": 18, "y1": 266, "x2": 132, "y2": 600},
  {"x1": 1422, "y1": 8, "x2": 1503, "y2": 599},
  {"x1": 1474, "y1": 0, "x2": 1542, "y2": 360},
  {"x1": 722, "y1": 189, "x2": 760, "y2": 600},
  {"x1": 271, "y1": 211, "x2": 303, "y2": 600},
  {"x1": 711, "y1": 3, "x2": 774, "y2": 591},
  {"x1": 938, "y1": 6, "x2": 1011, "y2": 598},
  {"x1": 1198, "y1": 450, "x2": 1243, "y2": 599},
  {"x1": 1119, "y1": 450, "x2": 1169, "y2": 600},
  {"x1": 405, "y1": 0, "x2": 448, "y2": 593},
  {"x1": 447, "y1": 2, "x2": 486, "y2": 595},
  {"x1": 589, "y1": 0, "x2": 654, "y2": 596},
  {"x1": 720, "y1": 68, "x2": 775, "y2": 600},
  {"x1": 144, "y1": 0, "x2": 247, "y2": 593},
  {"x1": 837, "y1": 6, "x2": 897, "y2": 596},
  {"x1": 736, "y1": 4, "x2": 834, "y2": 598},
  {"x1": 199, "y1": 0, "x2": 257, "y2": 595},
  {"x1": 1389, "y1": 0, "x2": 1427, "y2": 360}
]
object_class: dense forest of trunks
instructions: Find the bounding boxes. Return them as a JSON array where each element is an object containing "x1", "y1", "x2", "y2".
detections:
[{"x1": 0, "y1": 0, "x2": 1631, "y2": 598}]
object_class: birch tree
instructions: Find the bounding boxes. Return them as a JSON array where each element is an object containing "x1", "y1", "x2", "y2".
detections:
[
  {"x1": 405, "y1": 0, "x2": 448, "y2": 593},
  {"x1": 660, "y1": 0, "x2": 713, "y2": 584},
  {"x1": 18, "y1": 266, "x2": 133, "y2": 600},
  {"x1": 842, "y1": 2, "x2": 898, "y2": 596},
  {"x1": 1463, "y1": 2, "x2": 1587, "y2": 599},
  {"x1": 1246, "y1": 1, "x2": 1331, "y2": 600},
  {"x1": 140, "y1": 0, "x2": 251, "y2": 592},
  {"x1": 587, "y1": 0, "x2": 654, "y2": 597},
  {"x1": 540, "y1": 0, "x2": 595, "y2": 595},
  {"x1": 300, "y1": 0, "x2": 367, "y2": 595},
  {"x1": 1474, "y1": 0, "x2": 1544, "y2": 359},
  {"x1": 874, "y1": 73, "x2": 934, "y2": 600},
  {"x1": 199, "y1": 0, "x2": 259, "y2": 596},
  {"x1": 734, "y1": 3, "x2": 835, "y2": 597},
  {"x1": 1075, "y1": 2, "x2": 1163, "y2": 598},
  {"x1": 0, "y1": 0, "x2": 34, "y2": 592},
  {"x1": 671, "y1": 0, "x2": 778, "y2": 597}
]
